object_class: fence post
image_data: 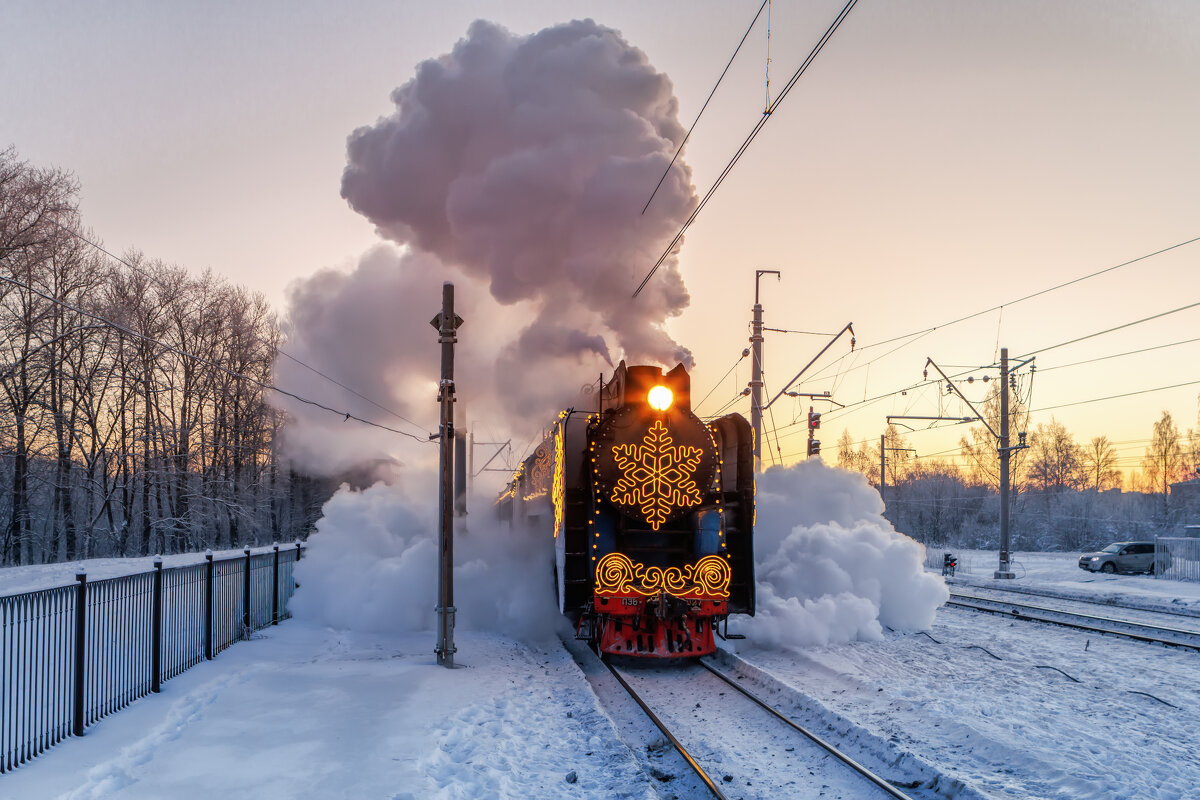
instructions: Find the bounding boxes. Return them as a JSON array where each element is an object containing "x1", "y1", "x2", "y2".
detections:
[
  {"x1": 295, "y1": 540, "x2": 302, "y2": 562},
  {"x1": 151, "y1": 556, "x2": 163, "y2": 693},
  {"x1": 204, "y1": 550, "x2": 214, "y2": 660},
  {"x1": 72, "y1": 568, "x2": 87, "y2": 736},
  {"x1": 272, "y1": 543, "x2": 280, "y2": 625},
  {"x1": 242, "y1": 545, "x2": 251, "y2": 635}
]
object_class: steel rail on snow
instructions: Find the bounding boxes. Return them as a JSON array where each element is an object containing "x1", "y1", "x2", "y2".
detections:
[
  {"x1": 944, "y1": 581, "x2": 1200, "y2": 620},
  {"x1": 601, "y1": 654, "x2": 916, "y2": 800},
  {"x1": 697, "y1": 660, "x2": 917, "y2": 800},
  {"x1": 601, "y1": 657, "x2": 730, "y2": 800},
  {"x1": 946, "y1": 593, "x2": 1200, "y2": 652}
]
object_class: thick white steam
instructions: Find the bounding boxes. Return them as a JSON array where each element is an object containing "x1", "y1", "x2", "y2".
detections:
[
  {"x1": 291, "y1": 483, "x2": 560, "y2": 643},
  {"x1": 339, "y1": 19, "x2": 696, "y2": 394},
  {"x1": 744, "y1": 460, "x2": 948, "y2": 649},
  {"x1": 275, "y1": 18, "x2": 700, "y2": 468}
]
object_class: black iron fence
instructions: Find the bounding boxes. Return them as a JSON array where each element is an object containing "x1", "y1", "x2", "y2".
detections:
[{"x1": 1, "y1": 543, "x2": 303, "y2": 773}]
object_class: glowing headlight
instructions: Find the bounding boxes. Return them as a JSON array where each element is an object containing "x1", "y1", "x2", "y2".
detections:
[{"x1": 647, "y1": 385, "x2": 673, "y2": 411}]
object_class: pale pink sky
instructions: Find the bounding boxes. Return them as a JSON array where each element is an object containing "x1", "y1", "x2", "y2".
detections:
[{"x1": 3, "y1": 0, "x2": 1198, "y2": 479}]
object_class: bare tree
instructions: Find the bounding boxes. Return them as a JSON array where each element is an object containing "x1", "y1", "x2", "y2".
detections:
[
  {"x1": 1080, "y1": 435, "x2": 1122, "y2": 491},
  {"x1": 1140, "y1": 410, "x2": 1184, "y2": 497},
  {"x1": 1026, "y1": 418, "x2": 1083, "y2": 494}
]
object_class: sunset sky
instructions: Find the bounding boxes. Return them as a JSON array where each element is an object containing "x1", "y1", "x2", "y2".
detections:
[{"x1": 4, "y1": 0, "x2": 1198, "y2": 482}]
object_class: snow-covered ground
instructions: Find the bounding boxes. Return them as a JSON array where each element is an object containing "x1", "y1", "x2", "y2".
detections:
[
  {"x1": 727, "y1": 551, "x2": 1200, "y2": 800},
  {"x1": 2, "y1": 550, "x2": 1197, "y2": 800}
]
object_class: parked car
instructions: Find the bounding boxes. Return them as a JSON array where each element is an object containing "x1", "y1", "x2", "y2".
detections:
[{"x1": 1078, "y1": 541, "x2": 1170, "y2": 575}]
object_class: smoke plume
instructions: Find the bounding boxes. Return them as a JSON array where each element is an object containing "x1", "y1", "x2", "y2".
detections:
[{"x1": 275, "y1": 18, "x2": 699, "y2": 472}]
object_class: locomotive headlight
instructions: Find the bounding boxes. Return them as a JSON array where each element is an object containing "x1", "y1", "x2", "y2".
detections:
[{"x1": 647, "y1": 385, "x2": 673, "y2": 411}]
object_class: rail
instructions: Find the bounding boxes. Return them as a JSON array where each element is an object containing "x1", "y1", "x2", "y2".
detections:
[
  {"x1": 601, "y1": 657, "x2": 728, "y2": 800},
  {"x1": 698, "y1": 661, "x2": 915, "y2": 800},
  {"x1": 1, "y1": 543, "x2": 304, "y2": 773},
  {"x1": 603, "y1": 655, "x2": 916, "y2": 800},
  {"x1": 946, "y1": 592, "x2": 1200, "y2": 651}
]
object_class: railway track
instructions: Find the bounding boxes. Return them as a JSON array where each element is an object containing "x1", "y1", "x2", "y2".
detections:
[
  {"x1": 601, "y1": 655, "x2": 918, "y2": 800},
  {"x1": 946, "y1": 579, "x2": 1200, "y2": 620},
  {"x1": 946, "y1": 591, "x2": 1200, "y2": 651}
]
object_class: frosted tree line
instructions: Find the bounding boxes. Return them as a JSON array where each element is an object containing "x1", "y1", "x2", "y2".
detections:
[
  {"x1": 838, "y1": 389, "x2": 1200, "y2": 552},
  {"x1": 1, "y1": 147, "x2": 333, "y2": 566}
]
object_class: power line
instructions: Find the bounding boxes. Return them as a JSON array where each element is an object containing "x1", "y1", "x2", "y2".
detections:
[
  {"x1": 693, "y1": 349, "x2": 748, "y2": 412},
  {"x1": 803, "y1": 233, "x2": 1200, "y2": 386},
  {"x1": 1037, "y1": 337, "x2": 1200, "y2": 373},
  {"x1": 642, "y1": 0, "x2": 770, "y2": 215},
  {"x1": 1019, "y1": 301, "x2": 1200, "y2": 359},
  {"x1": 1031, "y1": 378, "x2": 1200, "y2": 414},
  {"x1": 0, "y1": 272, "x2": 433, "y2": 444},
  {"x1": 633, "y1": 0, "x2": 859, "y2": 297}
]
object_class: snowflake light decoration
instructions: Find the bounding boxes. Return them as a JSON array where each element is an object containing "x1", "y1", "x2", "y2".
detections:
[{"x1": 610, "y1": 420, "x2": 703, "y2": 530}]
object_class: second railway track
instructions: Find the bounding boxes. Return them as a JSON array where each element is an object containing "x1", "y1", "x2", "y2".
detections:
[
  {"x1": 946, "y1": 591, "x2": 1200, "y2": 651},
  {"x1": 602, "y1": 655, "x2": 919, "y2": 800}
]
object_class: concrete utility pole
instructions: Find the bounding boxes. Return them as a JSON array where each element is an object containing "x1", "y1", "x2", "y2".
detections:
[
  {"x1": 880, "y1": 434, "x2": 886, "y2": 505},
  {"x1": 750, "y1": 270, "x2": 780, "y2": 471},
  {"x1": 432, "y1": 282, "x2": 463, "y2": 668},
  {"x1": 996, "y1": 347, "x2": 1015, "y2": 579}
]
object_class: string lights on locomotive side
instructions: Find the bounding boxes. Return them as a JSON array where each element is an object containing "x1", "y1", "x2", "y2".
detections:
[{"x1": 497, "y1": 362, "x2": 755, "y2": 657}]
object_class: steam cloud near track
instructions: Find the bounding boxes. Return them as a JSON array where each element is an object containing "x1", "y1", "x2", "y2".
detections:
[
  {"x1": 292, "y1": 462, "x2": 947, "y2": 647},
  {"x1": 745, "y1": 459, "x2": 949, "y2": 647},
  {"x1": 290, "y1": 480, "x2": 561, "y2": 643}
]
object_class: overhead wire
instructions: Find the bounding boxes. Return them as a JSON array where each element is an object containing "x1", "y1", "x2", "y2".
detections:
[
  {"x1": 1017, "y1": 300, "x2": 1200, "y2": 360},
  {"x1": 633, "y1": 0, "x2": 859, "y2": 297},
  {"x1": 800, "y1": 233, "x2": 1200, "y2": 388},
  {"x1": 693, "y1": 349, "x2": 749, "y2": 413},
  {"x1": 642, "y1": 0, "x2": 770, "y2": 215},
  {"x1": 1036, "y1": 336, "x2": 1200, "y2": 372}
]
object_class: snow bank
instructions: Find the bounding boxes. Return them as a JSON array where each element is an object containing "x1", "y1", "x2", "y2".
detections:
[
  {"x1": 291, "y1": 482, "x2": 559, "y2": 643},
  {"x1": 743, "y1": 460, "x2": 948, "y2": 648}
]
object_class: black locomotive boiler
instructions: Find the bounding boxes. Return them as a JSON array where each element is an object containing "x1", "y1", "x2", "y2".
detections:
[{"x1": 497, "y1": 362, "x2": 755, "y2": 657}]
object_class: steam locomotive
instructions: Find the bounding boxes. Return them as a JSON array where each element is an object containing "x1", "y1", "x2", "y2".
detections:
[{"x1": 497, "y1": 362, "x2": 755, "y2": 657}]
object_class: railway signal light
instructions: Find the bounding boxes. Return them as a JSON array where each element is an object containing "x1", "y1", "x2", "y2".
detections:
[
  {"x1": 807, "y1": 438, "x2": 821, "y2": 457},
  {"x1": 808, "y1": 411, "x2": 821, "y2": 431}
]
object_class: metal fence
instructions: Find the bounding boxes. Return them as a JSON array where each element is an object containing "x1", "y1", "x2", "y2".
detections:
[
  {"x1": 1157, "y1": 538, "x2": 1200, "y2": 583},
  {"x1": 0, "y1": 543, "x2": 303, "y2": 773}
]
